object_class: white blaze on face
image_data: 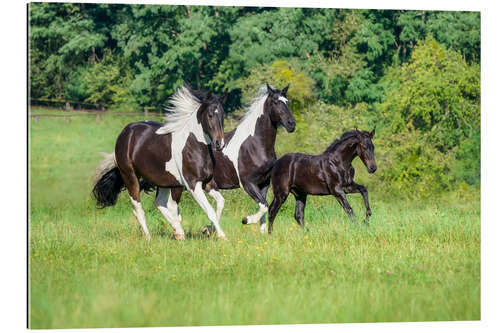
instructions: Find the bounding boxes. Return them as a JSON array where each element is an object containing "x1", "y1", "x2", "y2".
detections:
[
  {"x1": 278, "y1": 96, "x2": 288, "y2": 104},
  {"x1": 215, "y1": 108, "x2": 219, "y2": 114}
]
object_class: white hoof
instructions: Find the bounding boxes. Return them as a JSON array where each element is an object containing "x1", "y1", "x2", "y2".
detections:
[
  {"x1": 217, "y1": 233, "x2": 228, "y2": 241},
  {"x1": 174, "y1": 233, "x2": 185, "y2": 240}
]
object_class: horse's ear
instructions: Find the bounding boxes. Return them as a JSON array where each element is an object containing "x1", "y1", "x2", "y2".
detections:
[
  {"x1": 370, "y1": 127, "x2": 376, "y2": 139},
  {"x1": 282, "y1": 84, "x2": 290, "y2": 96},
  {"x1": 205, "y1": 92, "x2": 213, "y2": 101},
  {"x1": 220, "y1": 92, "x2": 228, "y2": 104},
  {"x1": 266, "y1": 83, "x2": 275, "y2": 94}
]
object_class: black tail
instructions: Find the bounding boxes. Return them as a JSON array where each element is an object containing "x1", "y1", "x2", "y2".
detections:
[{"x1": 92, "y1": 168, "x2": 125, "y2": 208}]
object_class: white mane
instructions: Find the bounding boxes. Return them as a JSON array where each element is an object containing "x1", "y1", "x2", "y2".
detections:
[
  {"x1": 156, "y1": 85, "x2": 202, "y2": 135},
  {"x1": 221, "y1": 86, "x2": 271, "y2": 187},
  {"x1": 237, "y1": 85, "x2": 269, "y2": 130}
]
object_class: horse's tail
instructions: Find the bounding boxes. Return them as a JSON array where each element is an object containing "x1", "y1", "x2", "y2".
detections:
[{"x1": 92, "y1": 152, "x2": 124, "y2": 208}]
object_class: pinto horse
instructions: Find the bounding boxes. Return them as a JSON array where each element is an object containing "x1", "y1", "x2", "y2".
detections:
[
  {"x1": 92, "y1": 85, "x2": 228, "y2": 240},
  {"x1": 267, "y1": 129, "x2": 377, "y2": 234},
  {"x1": 168, "y1": 84, "x2": 296, "y2": 234}
]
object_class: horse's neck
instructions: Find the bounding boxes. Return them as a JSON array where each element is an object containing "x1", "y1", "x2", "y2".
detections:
[
  {"x1": 326, "y1": 137, "x2": 359, "y2": 168},
  {"x1": 172, "y1": 115, "x2": 209, "y2": 153},
  {"x1": 225, "y1": 107, "x2": 277, "y2": 157},
  {"x1": 253, "y1": 110, "x2": 277, "y2": 155}
]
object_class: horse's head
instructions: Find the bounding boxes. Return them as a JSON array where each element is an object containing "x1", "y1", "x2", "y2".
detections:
[
  {"x1": 190, "y1": 87, "x2": 227, "y2": 151},
  {"x1": 265, "y1": 83, "x2": 296, "y2": 133},
  {"x1": 356, "y1": 128, "x2": 377, "y2": 173}
]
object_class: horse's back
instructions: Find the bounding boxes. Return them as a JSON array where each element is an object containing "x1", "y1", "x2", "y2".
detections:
[
  {"x1": 115, "y1": 121, "x2": 181, "y2": 187},
  {"x1": 273, "y1": 153, "x2": 330, "y2": 195}
]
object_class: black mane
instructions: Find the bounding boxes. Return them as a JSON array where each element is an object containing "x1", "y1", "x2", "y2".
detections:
[
  {"x1": 323, "y1": 130, "x2": 370, "y2": 154},
  {"x1": 186, "y1": 84, "x2": 219, "y2": 103}
]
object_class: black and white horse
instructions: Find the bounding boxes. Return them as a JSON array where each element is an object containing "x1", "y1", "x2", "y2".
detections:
[
  {"x1": 169, "y1": 84, "x2": 296, "y2": 234},
  {"x1": 92, "y1": 85, "x2": 228, "y2": 240}
]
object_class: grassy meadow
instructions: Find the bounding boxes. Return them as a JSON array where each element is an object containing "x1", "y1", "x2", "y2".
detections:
[{"x1": 28, "y1": 110, "x2": 480, "y2": 328}]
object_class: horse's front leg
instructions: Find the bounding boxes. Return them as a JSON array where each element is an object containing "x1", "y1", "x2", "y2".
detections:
[
  {"x1": 202, "y1": 180, "x2": 225, "y2": 236},
  {"x1": 241, "y1": 181, "x2": 269, "y2": 229},
  {"x1": 155, "y1": 187, "x2": 185, "y2": 239},
  {"x1": 190, "y1": 182, "x2": 227, "y2": 240},
  {"x1": 345, "y1": 182, "x2": 371, "y2": 223},
  {"x1": 333, "y1": 186, "x2": 356, "y2": 222},
  {"x1": 258, "y1": 185, "x2": 270, "y2": 233}
]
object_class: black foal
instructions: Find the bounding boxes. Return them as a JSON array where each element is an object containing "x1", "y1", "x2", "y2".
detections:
[{"x1": 267, "y1": 129, "x2": 377, "y2": 233}]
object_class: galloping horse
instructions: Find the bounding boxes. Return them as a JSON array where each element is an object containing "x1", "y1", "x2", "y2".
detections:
[
  {"x1": 267, "y1": 129, "x2": 377, "y2": 233},
  {"x1": 168, "y1": 84, "x2": 296, "y2": 234},
  {"x1": 92, "y1": 85, "x2": 228, "y2": 240}
]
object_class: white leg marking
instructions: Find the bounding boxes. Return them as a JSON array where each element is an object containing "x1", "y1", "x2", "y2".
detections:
[
  {"x1": 259, "y1": 214, "x2": 267, "y2": 234},
  {"x1": 208, "y1": 189, "x2": 225, "y2": 222},
  {"x1": 245, "y1": 203, "x2": 268, "y2": 225},
  {"x1": 191, "y1": 182, "x2": 226, "y2": 239},
  {"x1": 130, "y1": 196, "x2": 151, "y2": 240},
  {"x1": 154, "y1": 188, "x2": 185, "y2": 238}
]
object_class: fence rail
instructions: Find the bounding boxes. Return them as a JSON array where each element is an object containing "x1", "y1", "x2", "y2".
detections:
[
  {"x1": 30, "y1": 98, "x2": 162, "y2": 115},
  {"x1": 29, "y1": 105, "x2": 164, "y2": 123},
  {"x1": 30, "y1": 98, "x2": 108, "y2": 111}
]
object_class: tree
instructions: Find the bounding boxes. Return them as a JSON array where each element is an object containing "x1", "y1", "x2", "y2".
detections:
[{"x1": 29, "y1": 3, "x2": 109, "y2": 99}]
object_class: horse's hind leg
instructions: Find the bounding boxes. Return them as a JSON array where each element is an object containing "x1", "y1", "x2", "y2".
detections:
[
  {"x1": 120, "y1": 168, "x2": 151, "y2": 240},
  {"x1": 155, "y1": 187, "x2": 185, "y2": 239},
  {"x1": 293, "y1": 193, "x2": 307, "y2": 228}
]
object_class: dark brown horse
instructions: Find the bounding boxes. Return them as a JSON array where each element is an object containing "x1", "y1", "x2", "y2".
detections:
[
  {"x1": 167, "y1": 84, "x2": 296, "y2": 235},
  {"x1": 267, "y1": 129, "x2": 377, "y2": 234},
  {"x1": 92, "y1": 85, "x2": 227, "y2": 240}
]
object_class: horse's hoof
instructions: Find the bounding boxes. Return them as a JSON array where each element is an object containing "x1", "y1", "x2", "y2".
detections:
[
  {"x1": 174, "y1": 233, "x2": 185, "y2": 240},
  {"x1": 217, "y1": 234, "x2": 228, "y2": 241},
  {"x1": 242, "y1": 217, "x2": 248, "y2": 225},
  {"x1": 145, "y1": 234, "x2": 152, "y2": 241},
  {"x1": 201, "y1": 226, "x2": 211, "y2": 237}
]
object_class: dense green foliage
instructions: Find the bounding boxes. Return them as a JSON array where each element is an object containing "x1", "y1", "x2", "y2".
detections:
[
  {"x1": 29, "y1": 113, "x2": 480, "y2": 328},
  {"x1": 29, "y1": 3, "x2": 480, "y2": 192}
]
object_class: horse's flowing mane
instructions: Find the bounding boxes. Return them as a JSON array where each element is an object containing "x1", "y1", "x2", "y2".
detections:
[
  {"x1": 156, "y1": 85, "x2": 202, "y2": 135},
  {"x1": 323, "y1": 130, "x2": 366, "y2": 154},
  {"x1": 239, "y1": 85, "x2": 269, "y2": 124}
]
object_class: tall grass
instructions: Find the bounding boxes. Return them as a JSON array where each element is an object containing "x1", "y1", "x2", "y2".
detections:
[{"x1": 28, "y1": 110, "x2": 480, "y2": 328}]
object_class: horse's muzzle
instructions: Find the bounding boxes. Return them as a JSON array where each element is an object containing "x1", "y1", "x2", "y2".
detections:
[
  {"x1": 214, "y1": 139, "x2": 225, "y2": 151},
  {"x1": 368, "y1": 165, "x2": 377, "y2": 173},
  {"x1": 285, "y1": 120, "x2": 296, "y2": 133}
]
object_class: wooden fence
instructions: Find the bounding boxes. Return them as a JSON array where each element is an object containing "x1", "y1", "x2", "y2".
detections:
[{"x1": 30, "y1": 103, "x2": 162, "y2": 124}]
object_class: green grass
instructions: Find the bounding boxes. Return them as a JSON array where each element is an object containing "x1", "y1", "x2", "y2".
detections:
[{"x1": 29, "y1": 112, "x2": 480, "y2": 328}]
